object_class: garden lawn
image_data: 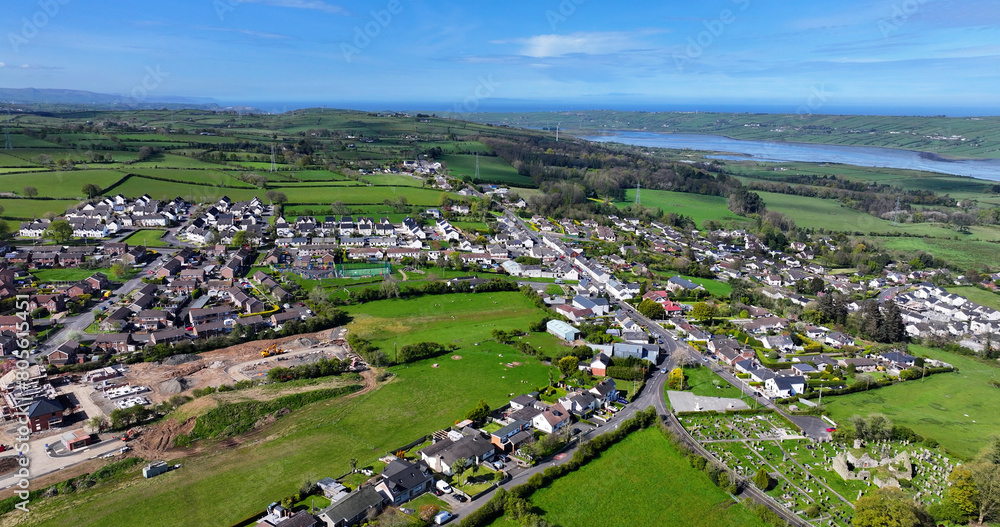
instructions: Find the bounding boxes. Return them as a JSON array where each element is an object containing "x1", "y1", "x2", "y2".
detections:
[
  {"x1": 822, "y1": 345, "x2": 1000, "y2": 459},
  {"x1": 27, "y1": 350, "x2": 551, "y2": 527},
  {"x1": 122, "y1": 229, "x2": 169, "y2": 247},
  {"x1": 527, "y1": 427, "x2": 767, "y2": 527}
]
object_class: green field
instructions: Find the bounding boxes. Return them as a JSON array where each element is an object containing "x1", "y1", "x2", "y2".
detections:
[
  {"x1": 0, "y1": 170, "x2": 129, "y2": 199},
  {"x1": 26, "y1": 346, "x2": 552, "y2": 526},
  {"x1": 875, "y1": 236, "x2": 1000, "y2": 271},
  {"x1": 30, "y1": 268, "x2": 109, "y2": 283},
  {"x1": 1, "y1": 199, "x2": 78, "y2": 220},
  {"x1": 822, "y1": 345, "x2": 1000, "y2": 459},
  {"x1": 439, "y1": 154, "x2": 532, "y2": 187},
  {"x1": 617, "y1": 189, "x2": 744, "y2": 227},
  {"x1": 122, "y1": 229, "x2": 169, "y2": 247},
  {"x1": 345, "y1": 292, "x2": 546, "y2": 350},
  {"x1": 680, "y1": 366, "x2": 746, "y2": 399},
  {"x1": 507, "y1": 427, "x2": 767, "y2": 527}
]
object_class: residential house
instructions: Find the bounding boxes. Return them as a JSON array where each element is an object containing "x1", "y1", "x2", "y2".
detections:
[
  {"x1": 26, "y1": 398, "x2": 64, "y2": 432},
  {"x1": 320, "y1": 486, "x2": 385, "y2": 527},
  {"x1": 419, "y1": 430, "x2": 496, "y2": 475},
  {"x1": 764, "y1": 376, "x2": 806, "y2": 399},
  {"x1": 374, "y1": 459, "x2": 433, "y2": 506},
  {"x1": 532, "y1": 403, "x2": 571, "y2": 434}
]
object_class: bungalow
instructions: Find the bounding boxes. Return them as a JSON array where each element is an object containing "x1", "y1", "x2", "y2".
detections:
[
  {"x1": 717, "y1": 346, "x2": 756, "y2": 366},
  {"x1": 509, "y1": 394, "x2": 538, "y2": 412},
  {"x1": 320, "y1": 486, "x2": 385, "y2": 527},
  {"x1": 838, "y1": 357, "x2": 878, "y2": 373},
  {"x1": 825, "y1": 332, "x2": 854, "y2": 349},
  {"x1": 490, "y1": 420, "x2": 531, "y2": 452},
  {"x1": 374, "y1": 459, "x2": 433, "y2": 506},
  {"x1": 742, "y1": 317, "x2": 789, "y2": 335},
  {"x1": 764, "y1": 376, "x2": 806, "y2": 399},
  {"x1": 666, "y1": 276, "x2": 703, "y2": 294},
  {"x1": 879, "y1": 351, "x2": 917, "y2": 370},
  {"x1": 419, "y1": 430, "x2": 496, "y2": 475},
  {"x1": 760, "y1": 334, "x2": 795, "y2": 352}
]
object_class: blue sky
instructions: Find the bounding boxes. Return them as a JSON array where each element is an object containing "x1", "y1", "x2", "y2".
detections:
[{"x1": 2, "y1": 0, "x2": 999, "y2": 114}]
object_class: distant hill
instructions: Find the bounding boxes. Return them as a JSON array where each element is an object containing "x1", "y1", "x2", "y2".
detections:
[{"x1": 0, "y1": 87, "x2": 220, "y2": 109}]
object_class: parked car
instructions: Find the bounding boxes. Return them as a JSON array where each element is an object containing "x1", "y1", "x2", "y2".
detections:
[
  {"x1": 454, "y1": 495, "x2": 467, "y2": 503},
  {"x1": 492, "y1": 461, "x2": 503, "y2": 470}
]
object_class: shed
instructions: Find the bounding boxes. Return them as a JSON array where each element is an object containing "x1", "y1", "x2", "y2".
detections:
[{"x1": 546, "y1": 319, "x2": 579, "y2": 342}]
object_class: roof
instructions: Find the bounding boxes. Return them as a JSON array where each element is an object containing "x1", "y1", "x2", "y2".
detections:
[
  {"x1": 545, "y1": 319, "x2": 578, "y2": 336},
  {"x1": 493, "y1": 420, "x2": 528, "y2": 439},
  {"x1": 26, "y1": 398, "x2": 64, "y2": 418},
  {"x1": 420, "y1": 431, "x2": 495, "y2": 466},
  {"x1": 510, "y1": 394, "x2": 536, "y2": 407},
  {"x1": 380, "y1": 459, "x2": 431, "y2": 494},
  {"x1": 321, "y1": 486, "x2": 384, "y2": 525}
]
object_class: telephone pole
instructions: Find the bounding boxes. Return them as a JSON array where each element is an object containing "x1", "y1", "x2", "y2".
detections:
[
  {"x1": 270, "y1": 143, "x2": 277, "y2": 173},
  {"x1": 636, "y1": 181, "x2": 641, "y2": 205},
  {"x1": 474, "y1": 153, "x2": 480, "y2": 183}
]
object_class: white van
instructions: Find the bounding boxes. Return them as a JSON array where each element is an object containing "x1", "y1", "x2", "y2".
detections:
[
  {"x1": 434, "y1": 511, "x2": 454, "y2": 525},
  {"x1": 435, "y1": 480, "x2": 453, "y2": 493}
]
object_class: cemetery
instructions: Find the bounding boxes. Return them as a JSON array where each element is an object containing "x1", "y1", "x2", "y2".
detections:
[{"x1": 678, "y1": 412, "x2": 954, "y2": 527}]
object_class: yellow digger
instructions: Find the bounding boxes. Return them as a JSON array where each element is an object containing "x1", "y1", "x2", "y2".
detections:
[{"x1": 260, "y1": 344, "x2": 285, "y2": 357}]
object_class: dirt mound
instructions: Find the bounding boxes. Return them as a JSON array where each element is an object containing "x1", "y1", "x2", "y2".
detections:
[
  {"x1": 134, "y1": 417, "x2": 196, "y2": 457},
  {"x1": 159, "y1": 377, "x2": 190, "y2": 394},
  {"x1": 0, "y1": 457, "x2": 17, "y2": 476},
  {"x1": 286, "y1": 337, "x2": 317, "y2": 350},
  {"x1": 208, "y1": 361, "x2": 226, "y2": 369},
  {"x1": 163, "y1": 354, "x2": 199, "y2": 366},
  {"x1": 451, "y1": 355, "x2": 463, "y2": 360}
]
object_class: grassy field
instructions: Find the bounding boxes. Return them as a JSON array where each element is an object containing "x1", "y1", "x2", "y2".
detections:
[
  {"x1": 26, "y1": 348, "x2": 552, "y2": 526},
  {"x1": 1, "y1": 199, "x2": 79, "y2": 221},
  {"x1": 439, "y1": 154, "x2": 532, "y2": 187},
  {"x1": 507, "y1": 427, "x2": 767, "y2": 527},
  {"x1": 0, "y1": 170, "x2": 130, "y2": 199},
  {"x1": 617, "y1": 189, "x2": 744, "y2": 227},
  {"x1": 681, "y1": 366, "x2": 746, "y2": 399},
  {"x1": 822, "y1": 345, "x2": 1000, "y2": 459},
  {"x1": 874, "y1": 236, "x2": 1000, "y2": 271},
  {"x1": 30, "y1": 268, "x2": 109, "y2": 283},
  {"x1": 345, "y1": 292, "x2": 547, "y2": 350},
  {"x1": 122, "y1": 229, "x2": 169, "y2": 247},
  {"x1": 946, "y1": 286, "x2": 1000, "y2": 310},
  {"x1": 651, "y1": 270, "x2": 733, "y2": 297}
]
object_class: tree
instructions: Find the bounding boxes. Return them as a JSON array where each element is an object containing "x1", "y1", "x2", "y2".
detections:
[
  {"x1": 557, "y1": 356, "x2": 579, "y2": 377},
  {"x1": 380, "y1": 275, "x2": 400, "y2": 299},
  {"x1": 22, "y1": 186, "x2": 37, "y2": 198},
  {"x1": 231, "y1": 230, "x2": 259, "y2": 248},
  {"x1": 853, "y1": 488, "x2": 923, "y2": 527},
  {"x1": 331, "y1": 200, "x2": 350, "y2": 216},
  {"x1": 691, "y1": 302, "x2": 718, "y2": 325},
  {"x1": 667, "y1": 367, "x2": 685, "y2": 390},
  {"x1": 464, "y1": 399, "x2": 490, "y2": 422},
  {"x1": 727, "y1": 187, "x2": 765, "y2": 216},
  {"x1": 44, "y1": 219, "x2": 74, "y2": 243},
  {"x1": 752, "y1": 467, "x2": 772, "y2": 491},
  {"x1": 265, "y1": 190, "x2": 288, "y2": 205},
  {"x1": 81, "y1": 183, "x2": 102, "y2": 199},
  {"x1": 860, "y1": 300, "x2": 883, "y2": 341},
  {"x1": 946, "y1": 465, "x2": 978, "y2": 520},
  {"x1": 451, "y1": 457, "x2": 468, "y2": 483},
  {"x1": 971, "y1": 461, "x2": 1000, "y2": 524},
  {"x1": 951, "y1": 212, "x2": 975, "y2": 233},
  {"x1": 879, "y1": 302, "x2": 906, "y2": 343},
  {"x1": 349, "y1": 458, "x2": 358, "y2": 473},
  {"x1": 110, "y1": 261, "x2": 129, "y2": 280},
  {"x1": 637, "y1": 298, "x2": 666, "y2": 320}
]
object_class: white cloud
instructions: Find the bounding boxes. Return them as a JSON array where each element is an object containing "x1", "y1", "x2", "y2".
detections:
[
  {"x1": 496, "y1": 32, "x2": 640, "y2": 58},
  {"x1": 235, "y1": 0, "x2": 348, "y2": 15},
  {"x1": 195, "y1": 26, "x2": 291, "y2": 40},
  {"x1": 0, "y1": 63, "x2": 5, "y2": 68}
]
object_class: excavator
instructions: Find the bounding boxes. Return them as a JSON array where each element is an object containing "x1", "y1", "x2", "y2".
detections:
[{"x1": 260, "y1": 344, "x2": 285, "y2": 357}]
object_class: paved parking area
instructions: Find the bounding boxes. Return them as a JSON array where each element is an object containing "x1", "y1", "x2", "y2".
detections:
[{"x1": 667, "y1": 391, "x2": 749, "y2": 413}]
